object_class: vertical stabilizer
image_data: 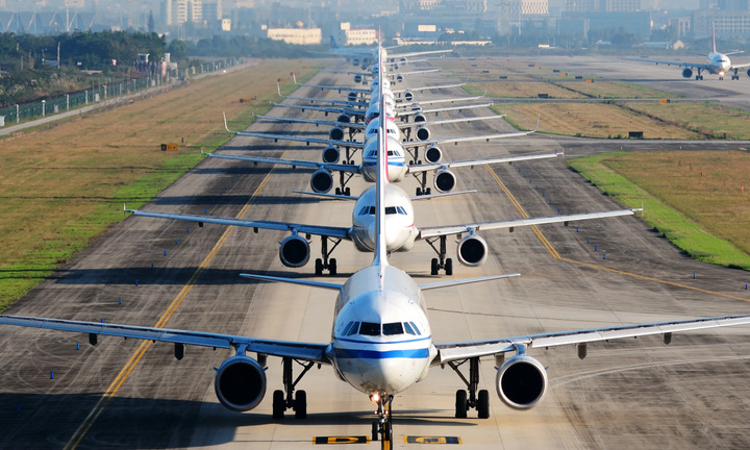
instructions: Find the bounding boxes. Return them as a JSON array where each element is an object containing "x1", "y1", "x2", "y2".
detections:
[
  {"x1": 712, "y1": 22, "x2": 717, "y2": 53},
  {"x1": 372, "y1": 38, "x2": 389, "y2": 280}
]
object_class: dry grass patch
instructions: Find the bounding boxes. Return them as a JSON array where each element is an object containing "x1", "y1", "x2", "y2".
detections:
[
  {"x1": 466, "y1": 81, "x2": 585, "y2": 98},
  {"x1": 497, "y1": 103, "x2": 701, "y2": 139},
  {"x1": 556, "y1": 81, "x2": 677, "y2": 99},
  {"x1": 0, "y1": 59, "x2": 323, "y2": 310},
  {"x1": 623, "y1": 102, "x2": 750, "y2": 139}
]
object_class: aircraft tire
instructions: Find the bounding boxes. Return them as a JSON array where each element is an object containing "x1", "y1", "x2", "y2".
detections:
[
  {"x1": 315, "y1": 259, "x2": 323, "y2": 276},
  {"x1": 372, "y1": 421, "x2": 379, "y2": 441},
  {"x1": 329, "y1": 259, "x2": 337, "y2": 276},
  {"x1": 478, "y1": 389, "x2": 490, "y2": 419},
  {"x1": 431, "y1": 258, "x2": 439, "y2": 276},
  {"x1": 272, "y1": 390, "x2": 285, "y2": 420},
  {"x1": 455, "y1": 389, "x2": 468, "y2": 418},
  {"x1": 445, "y1": 258, "x2": 454, "y2": 276},
  {"x1": 345, "y1": 187, "x2": 351, "y2": 196},
  {"x1": 294, "y1": 390, "x2": 307, "y2": 419}
]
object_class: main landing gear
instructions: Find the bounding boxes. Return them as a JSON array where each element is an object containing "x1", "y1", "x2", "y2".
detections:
[
  {"x1": 447, "y1": 357, "x2": 490, "y2": 419},
  {"x1": 272, "y1": 357, "x2": 316, "y2": 420},
  {"x1": 315, "y1": 236, "x2": 341, "y2": 276},
  {"x1": 371, "y1": 392, "x2": 394, "y2": 447},
  {"x1": 425, "y1": 235, "x2": 453, "y2": 275}
]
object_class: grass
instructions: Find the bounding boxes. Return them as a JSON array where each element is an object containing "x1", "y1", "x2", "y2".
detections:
[
  {"x1": 0, "y1": 59, "x2": 324, "y2": 311},
  {"x1": 622, "y1": 102, "x2": 750, "y2": 140},
  {"x1": 567, "y1": 151, "x2": 750, "y2": 270}
]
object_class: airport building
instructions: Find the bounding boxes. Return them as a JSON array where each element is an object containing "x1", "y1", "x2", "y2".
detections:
[
  {"x1": 692, "y1": 9, "x2": 750, "y2": 40},
  {"x1": 338, "y1": 23, "x2": 378, "y2": 46},
  {"x1": 267, "y1": 27, "x2": 322, "y2": 45}
]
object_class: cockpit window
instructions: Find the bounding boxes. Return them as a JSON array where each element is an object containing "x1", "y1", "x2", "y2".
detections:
[
  {"x1": 404, "y1": 322, "x2": 416, "y2": 335},
  {"x1": 359, "y1": 322, "x2": 380, "y2": 336},
  {"x1": 410, "y1": 322, "x2": 422, "y2": 335},
  {"x1": 385, "y1": 206, "x2": 396, "y2": 215},
  {"x1": 344, "y1": 321, "x2": 360, "y2": 336},
  {"x1": 383, "y1": 322, "x2": 404, "y2": 336}
]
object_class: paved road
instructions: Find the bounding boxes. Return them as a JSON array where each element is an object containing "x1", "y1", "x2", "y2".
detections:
[{"x1": 1, "y1": 57, "x2": 750, "y2": 450}]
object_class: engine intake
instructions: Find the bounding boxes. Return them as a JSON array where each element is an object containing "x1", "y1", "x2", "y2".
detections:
[
  {"x1": 322, "y1": 146, "x2": 340, "y2": 164},
  {"x1": 329, "y1": 127, "x2": 345, "y2": 141},
  {"x1": 433, "y1": 169, "x2": 456, "y2": 193},
  {"x1": 354, "y1": 74, "x2": 363, "y2": 84},
  {"x1": 310, "y1": 169, "x2": 334, "y2": 194},
  {"x1": 337, "y1": 113, "x2": 351, "y2": 124},
  {"x1": 413, "y1": 113, "x2": 427, "y2": 123},
  {"x1": 214, "y1": 356, "x2": 267, "y2": 412},
  {"x1": 404, "y1": 91, "x2": 414, "y2": 102},
  {"x1": 682, "y1": 68, "x2": 693, "y2": 79},
  {"x1": 425, "y1": 146, "x2": 442, "y2": 164},
  {"x1": 495, "y1": 355, "x2": 548, "y2": 410},
  {"x1": 416, "y1": 126, "x2": 430, "y2": 141},
  {"x1": 456, "y1": 234, "x2": 487, "y2": 266},
  {"x1": 279, "y1": 235, "x2": 310, "y2": 268}
]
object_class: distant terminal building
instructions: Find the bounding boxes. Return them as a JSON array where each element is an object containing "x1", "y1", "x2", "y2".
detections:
[
  {"x1": 337, "y1": 23, "x2": 378, "y2": 46},
  {"x1": 267, "y1": 27, "x2": 322, "y2": 45},
  {"x1": 564, "y1": 0, "x2": 640, "y2": 12},
  {"x1": 692, "y1": 9, "x2": 750, "y2": 41}
]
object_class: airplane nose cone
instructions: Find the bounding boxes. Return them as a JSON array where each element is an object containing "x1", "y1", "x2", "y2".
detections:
[{"x1": 368, "y1": 220, "x2": 401, "y2": 251}]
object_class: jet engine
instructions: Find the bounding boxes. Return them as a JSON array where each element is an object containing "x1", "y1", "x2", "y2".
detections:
[
  {"x1": 682, "y1": 68, "x2": 693, "y2": 79},
  {"x1": 413, "y1": 113, "x2": 427, "y2": 123},
  {"x1": 424, "y1": 146, "x2": 442, "y2": 164},
  {"x1": 354, "y1": 74, "x2": 363, "y2": 84},
  {"x1": 347, "y1": 92, "x2": 358, "y2": 103},
  {"x1": 396, "y1": 74, "x2": 404, "y2": 83},
  {"x1": 433, "y1": 169, "x2": 456, "y2": 193},
  {"x1": 399, "y1": 57, "x2": 408, "y2": 65},
  {"x1": 321, "y1": 146, "x2": 340, "y2": 164},
  {"x1": 746, "y1": 68, "x2": 750, "y2": 78},
  {"x1": 214, "y1": 356, "x2": 267, "y2": 412},
  {"x1": 310, "y1": 169, "x2": 334, "y2": 194},
  {"x1": 337, "y1": 113, "x2": 351, "y2": 124},
  {"x1": 404, "y1": 91, "x2": 414, "y2": 102},
  {"x1": 329, "y1": 126, "x2": 345, "y2": 141},
  {"x1": 495, "y1": 355, "x2": 548, "y2": 410},
  {"x1": 416, "y1": 126, "x2": 431, "y2": 141},
  {"x1": 456, "y1": 234, "x2": 487, "y2": 266},
  {"x1": 279, "y1": 235, "x2": 310, "y2": 268}
]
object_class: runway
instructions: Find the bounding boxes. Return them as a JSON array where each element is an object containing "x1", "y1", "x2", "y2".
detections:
[{"x1": 1, "y1": 56, "x2": 750, "y2": 449}]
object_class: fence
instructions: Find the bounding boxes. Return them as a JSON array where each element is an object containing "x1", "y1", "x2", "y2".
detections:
[{"x1": 0, "y1": 57, "x2": 240, "y2": 126}]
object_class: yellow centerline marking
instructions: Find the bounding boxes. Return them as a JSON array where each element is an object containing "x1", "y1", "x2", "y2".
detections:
[
  {"x1": 485, "y1": 165, "x2": 749, "y2": 303},
  {"x1": 64, "y1": 130, "x2": 301, "y2": 448}
]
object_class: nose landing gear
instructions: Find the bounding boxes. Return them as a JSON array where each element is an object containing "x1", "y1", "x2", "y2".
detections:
[{"x1": 371, "y1": 392, "x2": 394, "y2": 448}]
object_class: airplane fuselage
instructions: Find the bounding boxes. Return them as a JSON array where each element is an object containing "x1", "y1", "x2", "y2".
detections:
[
  {"x1": 328, "y1": 264, "x2": 436, "y2": 395},
  {"x1": 361, "y1": 136, "x2": 408, "y2": 183},
  {"x1": 707, "y1": 51, "x2": 732, "y2": 75},
  {"x1": 350, "y1": 184, "x2": 418, "y2": 253}
]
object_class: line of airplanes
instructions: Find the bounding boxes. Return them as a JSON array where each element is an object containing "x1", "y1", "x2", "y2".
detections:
[{"x1": 2, "y1": 38, "x2": 750, "y2": 446}]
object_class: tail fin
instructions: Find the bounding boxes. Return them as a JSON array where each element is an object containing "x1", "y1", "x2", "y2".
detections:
[
  {"x1": 330, "y1": 35, "x2": 339, "y2": 49},
  {"x1": 712, "y1": 22, "x2": 717, "y2": 53}
]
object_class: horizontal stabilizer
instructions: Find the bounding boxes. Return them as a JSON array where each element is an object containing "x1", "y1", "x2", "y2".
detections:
[
  {"x1": 420, "y1": 273, "x2": 520, "y2": 291},
  {"x1": 240, "y1": 273, "x2": 344, "y2": 291}
]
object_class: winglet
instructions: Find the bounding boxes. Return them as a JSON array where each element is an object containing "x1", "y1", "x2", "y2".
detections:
[
  {"x1": 535, "y1": 114, "x2": 541, "y2": 132},
  {"x1": 223, "y1": 112, "x2": 233, "y2": 133},
  {"x1": 293, "y1": 73, "x2": 298, "y2": 85},
  {"x1": 277, "y1": 82, "x2": 282, "y2": 97}
]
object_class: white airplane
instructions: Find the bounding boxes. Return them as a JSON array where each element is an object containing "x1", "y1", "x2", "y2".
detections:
[
  {"x1": 3, "y1": 84, "x2": 750, "y2": 445},
  {"x1": 622, "y1": 24, "x2": 750, "y2": 80}
]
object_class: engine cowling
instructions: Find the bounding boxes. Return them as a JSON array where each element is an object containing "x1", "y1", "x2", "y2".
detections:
[
  {"x1": 424, "y1": 146, "x2": 442, "y2": 164},
  {"x1": 416, "y1": 126, "x2": 430, "y2": 141},
  {"x1": 354, "y1": 74, "x2": 363, "y2": 84},
  {"x1": 336, "y1": 113, "x2": 351, "y2": 124},
  {"x1": 329, "y1": 126, "x2": 345, "y2": 141},
  {"x1": 347, "y1": 92, "x2": 358, "y2": 103},
  {"x1": 456, "y1": 234, "x2": 487, "y2": 266},
  {"x1": 310, "y1": 169, "x2": 334, "y2": 194},
  {"x1": 682, "y1": 68, "x2": 693, "y2": 79},
  {"x1": 279, "y1": 235, "x2": 310, "y2": 268},
  {"x1": 495, "y1": 355, "x2": 548, "y2": 410},
  {"x1": 399, "y1": 57, "x2": 408, "y2": 65},
  {"x1": 433, "y1": 169, "x2": 456, "y2": 193},
  {"x1": 413, "y1": 113, "x2": 427, "y2": 123},
  {"x1": 746, "y1": 68, "x2": 750, "y2": 78},
  {"x1": 404, "y1": 91, "x2": 414, "y2": 102},
  {"x1": 214, "y1": 356, "x2": 267, "y2": 412},
  {"x1": 396, "y1": 74, "x2": 404, "y2": 83},
  {"x1": 321, "y1": 146, "x2": 340, "y2": 164}
]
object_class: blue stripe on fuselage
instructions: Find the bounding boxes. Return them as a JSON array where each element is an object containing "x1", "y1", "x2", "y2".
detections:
[{"x1": 334, "y1": 347, "x2": 430, "y2": 359}]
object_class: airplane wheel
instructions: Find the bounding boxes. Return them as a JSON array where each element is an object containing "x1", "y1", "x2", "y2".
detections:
[
  {"x1": 478, "y1": 389, "x2": 490, "y2": 419},
  {"x1": 345, "y1": 188, "x2": 351, "y2": 196},
  {"x1": 272, "y1": 390, "x2": 285, "y2": 420},
  {"x1": 430, "y1": 258, "x2": 439, "y2": 276},
  {"x1": 329, "y1": 258, "x2": 337, "y2": 276},
  {"x1": 335, "y1": 188, "x2": 341, "y2": 195},
  {"x1": 445, "y1": 258, "x2": 454, "y2": 276},
  {"x1": 416, "y1": 188, "x2": 423, "y2": 196},
  {"x1": 294, "y1": 390, "x2": 307, "y2": 419},
  {"x1": 455, "y1": 389, "x2": 468, "y2": 418},
  {"x1": 315, "y1": 259, "x2": 323, "y2": 276},
  {"x1": 425, "y1": 187, "x2": 431, "y2": 195},
  {"x1": 372, "y1": 421, "x2": 379, "y2": 441},
  {"x1": 384, "y1": 422, "x2": 393, "y2": 442}
]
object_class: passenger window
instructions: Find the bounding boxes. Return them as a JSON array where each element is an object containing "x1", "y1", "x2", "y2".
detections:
[
  {"x1": 359, "y1": 322, "x2": 380, "y2": 336},
  {"x1": 404, "y1": 322, "x2": 416, "y2": 335},
  {"x1": 383, "y1": 322, "x2": 404, "y2": 336}
]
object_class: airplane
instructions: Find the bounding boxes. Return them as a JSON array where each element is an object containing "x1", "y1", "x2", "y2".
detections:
[
  {"x1": 3, "y1": 71, "x2": 750, "y2": 445},
  {"x1": 622, "y1": 24, "x2": 750, "y2": 80}
]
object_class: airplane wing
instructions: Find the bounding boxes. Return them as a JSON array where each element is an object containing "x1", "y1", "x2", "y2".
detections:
[
  {"x1": 619, "y1": 57, "x2": 713, "y2": 70},
  {"x1": 256, "y1": 114, "x2": 365, "y2": 130},
  {"x1": 435, "y1": 314, "x2": 750, "y2": 364},
  {"x1": 392, "y1": 82, "x2": 465, "y2": 94},
  {"x1": 418, "y1": 208, "x2": 640, "y2": 239},
  {"x1": 405, "y1": 146, "x2": 549, "y2": 173},
  {"x1": 206, "y1": 153, "x2": 363, "y2": 174},
  {"x1": 730, "y1": 61, "x2": 750, "y2": 70},
  {"x1": 223, "y1": 115, "x2": 365, "y2": 148},
  {"x1": 300, "y1": 83, "x2": 371, "y2": 94},
  {"x1": 126, "y1": 208, "x2": 352, "y2": 240},
  {"x1": 271, "y1": 102, "x2": 365, "y2": 118},
  {"x1": 399, "y1": 103, "x2": 494, "y2": 117},
  {"x1": 0, "y1": 315, "x2": 331, "y2": 364}
]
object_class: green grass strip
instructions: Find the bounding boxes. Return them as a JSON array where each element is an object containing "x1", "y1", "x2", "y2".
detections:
[{"x1": 568, "y1": 152, "x2": 750, "y2": 271}]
